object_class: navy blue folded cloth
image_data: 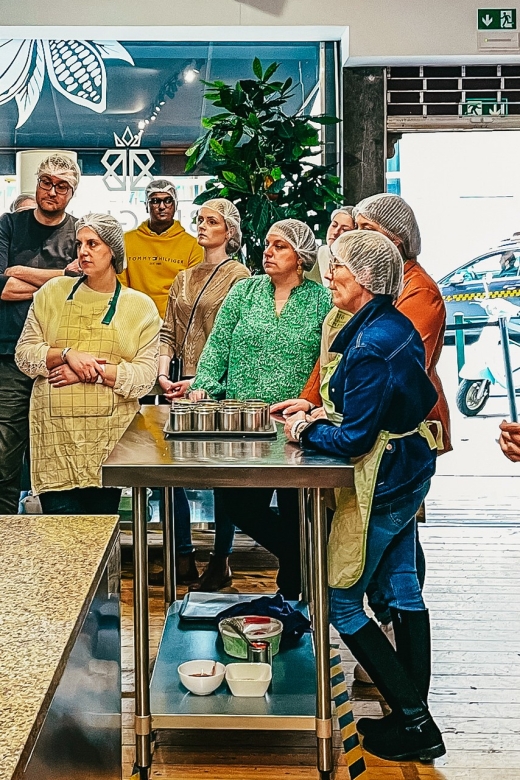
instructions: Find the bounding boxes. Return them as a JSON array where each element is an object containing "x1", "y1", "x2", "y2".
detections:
[{"x1": 215, "y1": 593, "x2": 311, "y2": 644}]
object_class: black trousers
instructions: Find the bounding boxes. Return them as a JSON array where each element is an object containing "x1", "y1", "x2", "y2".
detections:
[
  {"x1": 0, "y1": 356, "x2": 34, "y2": 514},
  {"x1": 39, "y1": 486, "x2": 122, "y2": 515},
  {"x1": 214, "y1": 487, "x2": 301, "y2": 600}
]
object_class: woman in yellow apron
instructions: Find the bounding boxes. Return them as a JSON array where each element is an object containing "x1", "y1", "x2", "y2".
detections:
[
  {"x1": 285, "y1": 231, "x2": 445, "y2": 764},
  {"x1": 15, "y1": 213, "x2": 161, "y2": 515}
]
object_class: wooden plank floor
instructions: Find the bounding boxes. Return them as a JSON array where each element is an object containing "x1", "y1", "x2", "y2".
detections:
[{"x1": 121, "y1": 526, "x2": 520, "y2": 779}]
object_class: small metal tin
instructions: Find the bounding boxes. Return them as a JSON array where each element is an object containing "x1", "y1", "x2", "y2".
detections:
[
  {"x1": 243, "y1": 401, "x2": 270, "y2": 430},
  {"x1": 218, "y1": 407, "x2": 242, "y2": 431},
  {"x1": 247, "y1": 640, "x2": 272, "y2": 665},
  {"x1": 170, "y1": 407, "x2": 192, "y2": 432},
  {"x1": 193, "y1": 406, "x2": 217, "y2": 431},
  {"x1": 242, "y1": 407, "x2": 264, "y2": 432}
]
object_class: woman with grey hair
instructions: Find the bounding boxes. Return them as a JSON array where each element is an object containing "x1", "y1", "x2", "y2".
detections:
[
  {"x1": 284, "y1": 230, "x2": 445, "y2": 763},
  {"x1": 15, "y1": 213, "x2": 161, "y2": 515},
  {"x1": 188, "y1": 218, "x2": 331, "y2": 595}
]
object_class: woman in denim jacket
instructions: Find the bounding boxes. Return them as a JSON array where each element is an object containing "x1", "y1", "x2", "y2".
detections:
[{"x1": 285, "y1": 230, "x2": 445, "y2": 764}]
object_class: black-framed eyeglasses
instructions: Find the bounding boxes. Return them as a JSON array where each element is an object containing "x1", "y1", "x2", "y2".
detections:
[
  {"x1": 37, "y1": 176, "x2": 71, "y2": 195},
  {"x1": 149, "y1": 196, "x2": 174, "y2": 206}
]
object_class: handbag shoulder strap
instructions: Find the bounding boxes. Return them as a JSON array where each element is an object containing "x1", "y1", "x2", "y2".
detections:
[{"x1": 178, "y1": 258, "x2": 233, "y2": 355}]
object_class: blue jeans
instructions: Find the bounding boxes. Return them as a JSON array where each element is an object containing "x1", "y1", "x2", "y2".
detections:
[
  {"x1": 39, "y1": 486, "x2": 122, "y2": 515},
  {"x1": 330, "y1": 480, "x2": 430, "y2": 635},
  {"x1": 174, "y1": 488, "x2": 194, "y2": 556},
  {"x1": 174, "y1": 489, "x2": 235, "y2": 557}
]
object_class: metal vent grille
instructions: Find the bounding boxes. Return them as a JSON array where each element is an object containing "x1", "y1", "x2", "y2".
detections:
[{"x1": 387, "y1": 65, "x2": 520, "y2": 130}]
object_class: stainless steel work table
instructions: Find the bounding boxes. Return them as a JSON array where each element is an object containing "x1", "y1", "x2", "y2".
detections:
[{"x1": 102, "y1": 405, "x2": 354, "y2": 779}]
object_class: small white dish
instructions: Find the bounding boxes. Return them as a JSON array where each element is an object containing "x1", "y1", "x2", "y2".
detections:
[
  {"x1": 178, "y1": 660, "x2": 226, "y2": 695},
  {"x1": 225, "y1": 662, "x2": 272, "y2": 697}
]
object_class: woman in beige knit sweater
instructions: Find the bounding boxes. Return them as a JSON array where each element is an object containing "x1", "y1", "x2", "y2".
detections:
[{"x1": 156, "y1": 198, "x2": 249, "y2": 584}]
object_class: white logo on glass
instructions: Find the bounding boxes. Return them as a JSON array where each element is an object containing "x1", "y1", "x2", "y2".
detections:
[
  {"x1": 101, "y1": 127, "x2": 156, "y2": 192},
  {"x1": 0, "y1": 39, "x2": 134, "y2": 127}
]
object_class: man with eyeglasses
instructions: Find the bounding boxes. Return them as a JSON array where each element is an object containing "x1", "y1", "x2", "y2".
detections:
[
  {"x1": 0, "y1": 153, "x2": 80, "y2": 513},
  {"x1": 120, "y1": 179, "x2": 203, "y2": 318}
]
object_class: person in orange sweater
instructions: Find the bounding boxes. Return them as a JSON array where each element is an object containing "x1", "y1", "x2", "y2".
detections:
[
  {"x1": 119, "y1": 179, "x2": 203, "y2": 318},
  {"x1": 273, "y1": 194, "x2": 451, "y2": 456}
]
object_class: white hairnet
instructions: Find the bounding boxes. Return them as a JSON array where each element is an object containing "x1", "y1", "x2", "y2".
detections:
[
  {"x1": 331, "y1": 206, "x2": 354, "y2": 221},
  {"x1": 267, "y1": 219, "x2": 317, "y2": 271},
  {"x1": 146, "y1": 179, "x2": 178, "y2": 207},
  {"x1": 10, "y1": 193, "x2": 36, "y2": 212},
  {"x1": 202, "y1": 198, "x2": 242, "y2": 254},
  {"x1": 76, "y1": 213, "x2": 126, "y2": 274},
  {"x1": 353, "y1": 194, "x2": 421, "y2": 260},
  {"x1": 37, "y1": 154, "x2": 80, "y2": 192},
  {"x1": 331, "y1": 230, "x2": 403, "y2": 301}
]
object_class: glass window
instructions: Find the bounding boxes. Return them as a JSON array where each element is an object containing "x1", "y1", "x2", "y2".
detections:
[
  {"x1": 0, "y1": 40, "x2": 320, "y2": 175},
  {"x1": 457, "y1": 251, "x2": 520, "y2": 281}
]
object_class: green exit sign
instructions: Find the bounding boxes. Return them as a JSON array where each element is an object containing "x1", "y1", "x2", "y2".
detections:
[{"x1": 478, "y1": 8, "x2": 517, "y2": 29}]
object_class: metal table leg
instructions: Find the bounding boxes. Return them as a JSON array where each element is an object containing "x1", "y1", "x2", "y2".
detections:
[
  {"x1": 162, "y1": 487, "x2": 176, "y2": 610},
  {"x1": 133, "y1": 487, "x2": 152, "y2": 771},
  {"x1": 310, "y1": 487, "x2": 333, "y2": 776},
  {"x1": 298, "y1": 488, "x2": 309, "y2": 602}
]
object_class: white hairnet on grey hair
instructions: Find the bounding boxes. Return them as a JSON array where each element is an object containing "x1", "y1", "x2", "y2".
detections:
[
  {"x1": 202, "y1": 198, "x2": 242, "y2": 255},
  {"x1": 37, "y1": 154, "x2": 81, "y2": 192},
  {"x1": 76, "y1": 213, "x2": 126, "y2": 274},
  {"x1": 267, "y1": 219, "x2": 317, "y2": 271},
  {"x1": 353, "y1": 194, "x2": 421, "y2": 260},
  {"x1": 10, "y1": 193, "x2": 36, "y2": 212},
  {"x1": 145, "y1": 179, "x2": 178, "y2": 207},
  {"x1": 331, "y1": 230, "x2": 403, "y2": 301},
  {"x1": 331, "y1": 205, "x2": 354, "y2": 221}
]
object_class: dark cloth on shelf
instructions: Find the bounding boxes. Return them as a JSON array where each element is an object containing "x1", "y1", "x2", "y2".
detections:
[{"x1": 215, "y1": 592, "x2": 311, "y2": 644}]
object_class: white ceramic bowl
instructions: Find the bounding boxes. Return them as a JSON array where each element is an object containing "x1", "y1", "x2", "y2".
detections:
[
  {"x1": 178, "y1": 660, "x2": 226, "y2": 695},
  {"x1": 225, "y1": 663, "x2": 272, "y2": 697}
]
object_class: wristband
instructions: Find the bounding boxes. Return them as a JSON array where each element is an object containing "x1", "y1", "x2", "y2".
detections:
[
  {"x1": 158, "y1": 374, "x2": 170, "y2": 381},
  {"x1": 290, "y1": 419, "x2": 308, "y2": 441},
  {"x1": 61, "y1": 347, "x2": 71, "y2": 363}
]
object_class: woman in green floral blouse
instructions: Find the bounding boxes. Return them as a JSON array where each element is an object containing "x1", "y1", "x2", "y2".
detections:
[{"x1": 189, "y1": 219, "x2": 331, "y2": 596}]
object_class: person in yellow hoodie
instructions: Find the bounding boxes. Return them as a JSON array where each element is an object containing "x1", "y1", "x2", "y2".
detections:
[{"x1": 120, "y1": 180, "x2": 203, "y2": 318}]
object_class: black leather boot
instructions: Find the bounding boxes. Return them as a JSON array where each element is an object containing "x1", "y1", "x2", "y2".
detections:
[
  {"x1": 341, "y1": 620, "x2": 445, "y2": 762},
  {"x1": 189, "y1": 553, "x2": 232, "y2": 592},
  {"x1": 356, "y1": 609, "x2": 431, "y2": 738}
]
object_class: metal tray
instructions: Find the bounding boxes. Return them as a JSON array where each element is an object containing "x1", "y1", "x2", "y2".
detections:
[{"x1": 163, "y1": 417, "x2": 278, "y2": 440}]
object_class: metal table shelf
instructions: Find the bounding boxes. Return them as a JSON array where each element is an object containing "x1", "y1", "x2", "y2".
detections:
[{"x1": 150, "y1": 598, "x2": 316, "y2": 731}]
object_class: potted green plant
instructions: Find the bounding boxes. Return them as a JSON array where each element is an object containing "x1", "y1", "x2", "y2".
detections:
[{"x1": 185, "y1": 58, "x2": 343, "y2": 270}]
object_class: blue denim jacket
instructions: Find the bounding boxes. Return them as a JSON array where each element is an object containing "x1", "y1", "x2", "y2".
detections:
[{"x1": 301, "y1": 295, "x2": 438, "y2": 504}]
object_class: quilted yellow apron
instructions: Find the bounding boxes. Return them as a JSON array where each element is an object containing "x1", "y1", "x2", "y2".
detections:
[
  {"x1": 30, "y1": 279, "x2": 138, "y2": 493},
  {"x1": 320, "y1": 357, "x2": 441, "y2": 589}
]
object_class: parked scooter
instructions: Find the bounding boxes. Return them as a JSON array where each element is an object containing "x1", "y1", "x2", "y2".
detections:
[{"x1": 456, "y1": 276, "x2": 520, "y2": 416}]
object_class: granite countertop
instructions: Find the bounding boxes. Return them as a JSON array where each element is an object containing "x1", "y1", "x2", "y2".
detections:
[{"x1": 0, "y1": 514, "x2": 119, "y2": 780}]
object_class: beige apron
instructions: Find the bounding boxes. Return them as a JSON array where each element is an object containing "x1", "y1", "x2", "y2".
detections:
[{"x1": 320, "y1": 358, "x2": 441, "y2": 589}]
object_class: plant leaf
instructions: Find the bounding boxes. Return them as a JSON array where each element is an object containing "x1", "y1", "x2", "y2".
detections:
[
  {"x1": 263, "y1": 62, "x2": 280, "y2": 82},
  {"x1": 0, "y1": 39, "x2": 35, "y2": 107},
  {"x1": 310, "y1": 115, "x2": 340, "y2": 125},
  {"x1": 91, "y1": 40, "x2": 134, "y2": 65},
  {"x1": 252, "y1": 57, "x2": 263, "y2": 80},
  {"x1": 14, "y1": 40, "x2": 44, "y2": 128}
]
